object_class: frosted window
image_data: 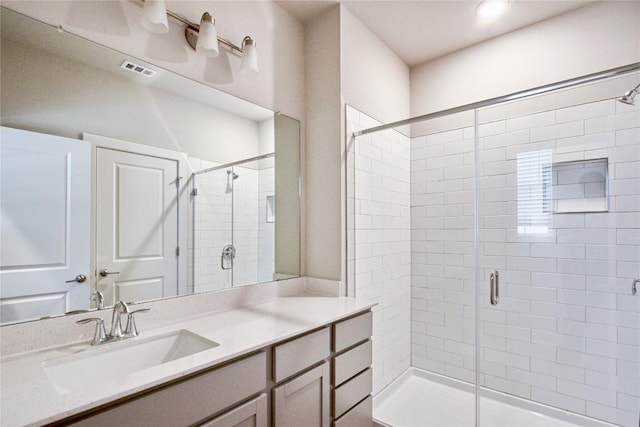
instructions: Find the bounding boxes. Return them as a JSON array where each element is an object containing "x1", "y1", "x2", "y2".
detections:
[{"x1": 517, "y1": 150, "x2": 552, "y2": 234}]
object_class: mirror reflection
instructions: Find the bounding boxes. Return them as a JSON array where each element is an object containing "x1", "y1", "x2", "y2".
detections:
[{"x1": 0, "y1": 8, "x2": 300, "y2": 325}]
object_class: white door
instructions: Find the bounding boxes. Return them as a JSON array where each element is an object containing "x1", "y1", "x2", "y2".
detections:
[
  {"x1": 96, "y1": 147, "x2": 179, "y2": 305},
  {"x1": 0, "y1": 127, "x2": 91, "y2": 324}
]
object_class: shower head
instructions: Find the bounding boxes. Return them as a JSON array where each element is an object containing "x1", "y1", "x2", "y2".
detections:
[
  {"x1": 226, "y1": 170, "x2": 239, "y2": 179},
  {"x1": 618, "y1": 84, "x2": 640, "y2": 105}
]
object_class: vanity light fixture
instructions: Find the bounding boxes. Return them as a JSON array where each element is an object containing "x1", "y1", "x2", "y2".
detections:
[
  {"x1": 476, "y1": 0, "x2": 508, "y2": 18},
  {"x1": 139, "y1": 0, "x2": 258, "y2": 73},
  {"x1": 141, "y1": 0, "x2": 169, "y2": 34}
]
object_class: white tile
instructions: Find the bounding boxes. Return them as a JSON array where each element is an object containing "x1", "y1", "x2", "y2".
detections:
[
  {"x1": 558, "y1": 319, "x2": 617, "y2": 342},
  {"x1": 556, "y1": 100, "x2": 615, "y2": 123},
  {"x1": 531, "y1": 387, "x2": 586, "y2": 414},
  {"x1": 586, "y1": 370, "x2": 639, "y2": 396},
  {"x1": 557, "y1": 379, "x2": 617, "y2": 407},
  {"x1": 586, "y1": 401, "x2": 639, "y2": 427},
  {"x1": 506, "y1": 111, "x2": 555, "y2": 132},
  {"x1": 530, "y1": 120, "x2": 583, "y2": 142},
  {"x1": 557, "y1": 348, "x2": 617, "y2": 374}
]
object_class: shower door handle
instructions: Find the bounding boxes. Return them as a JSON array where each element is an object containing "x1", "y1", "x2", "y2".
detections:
[{"x1": 490, "y1": 270, "x2": 500, "y2": 306}]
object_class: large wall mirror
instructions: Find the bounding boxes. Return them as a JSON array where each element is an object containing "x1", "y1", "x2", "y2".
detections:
[{"x1": 0, "y1": 8, "x2": 301, "y2": 325}]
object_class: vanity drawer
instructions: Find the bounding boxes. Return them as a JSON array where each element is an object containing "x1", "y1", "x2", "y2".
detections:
[
  {"x1": 332, "y1": 340, "x2": 372, "y2": 386},
  {"x1": 332, "y1": 311, "x2": 372, "y2": 353},
  {"x1": 273, "y1": 327, "x2": 330, "y2": 383},
  {"x1": 332, "y1": 395, "x2": 372, "y2": 427},
  {"x1": 332, "y1": 368, "x2": 372, "y2": 418},
  {"x1": 69, "y1": 352, "x2": 266, "y2": 427}
]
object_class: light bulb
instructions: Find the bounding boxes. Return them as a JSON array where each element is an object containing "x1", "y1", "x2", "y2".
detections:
[
  {"x1": 476, "y1": 0, "x2": 508, "y2": 18},
  {"x1": 240, "y1": 37, "x2": 259, "y2": 74},
  {"x1": 141, "y1": 0, "x2": 169, "y2": 34},
  {"x1": 196, "y1": 12, "x2": 219, "y2": 57}
]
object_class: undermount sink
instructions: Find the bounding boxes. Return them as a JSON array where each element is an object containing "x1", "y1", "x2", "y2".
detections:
[{"x1": 42, "y1": 330, "x2": 219, "y2": 393}]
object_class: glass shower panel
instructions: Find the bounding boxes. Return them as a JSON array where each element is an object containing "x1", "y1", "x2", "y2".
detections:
[
  {"x1": 409, "y1": 110, "x2": 481, "y2": 425},
  {"x1": 190, "y1": 168, "x2": 233, "y2": 292},
  {"x1": 477, "y1": 73, "x2": 640, "y2": 427},
  {"x1": 233, "y1": 158, "x2": 275, "y2": 287}
]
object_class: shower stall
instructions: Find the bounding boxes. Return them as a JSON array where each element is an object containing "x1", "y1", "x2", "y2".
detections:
[
  {"x1": 347, "y1": 66, "x2": 640, "y2": 426},
  {"x1": 188, "y1": 153, "x2": 275, "y2": 293}
]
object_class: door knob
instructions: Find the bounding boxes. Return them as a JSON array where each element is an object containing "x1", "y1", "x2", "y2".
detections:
[
  {"x1": 99, "y1": 269, "x2": 120, "y2": 277},
  {"x1": 66, "y1": 274, "x2": 87, "y2": 283}
]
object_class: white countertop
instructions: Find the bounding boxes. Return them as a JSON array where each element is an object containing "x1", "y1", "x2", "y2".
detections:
[{"x1": 0, "y1": 295, "x2": 373, "y2": 427}]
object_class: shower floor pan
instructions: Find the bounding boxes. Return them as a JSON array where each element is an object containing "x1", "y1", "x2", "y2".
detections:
[{"x1": 373, "y1": 368, "x2": 617, "y2": 427}]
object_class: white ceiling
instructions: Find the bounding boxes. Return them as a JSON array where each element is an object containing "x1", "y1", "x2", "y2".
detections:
[{"x1": 276, "y1": 0, "x2": 594, "y2": 66}]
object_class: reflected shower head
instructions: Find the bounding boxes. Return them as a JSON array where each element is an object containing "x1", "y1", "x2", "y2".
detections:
[
  {"x1": 618, "y1": 84, "x2": 640, "y2": 105},
  {"x1": 226, "y1": 170, "x2": 239, "y2": 179}
]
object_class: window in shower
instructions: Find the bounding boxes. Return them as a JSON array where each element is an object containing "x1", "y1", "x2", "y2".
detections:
[{"x1": 516, "y1": 149, "x2": 552, "y2": 234}]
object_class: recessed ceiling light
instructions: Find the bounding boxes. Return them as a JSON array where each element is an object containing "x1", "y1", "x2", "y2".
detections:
[{"x1": 476, "y1": 0, "x2": 508, "y2": 18}]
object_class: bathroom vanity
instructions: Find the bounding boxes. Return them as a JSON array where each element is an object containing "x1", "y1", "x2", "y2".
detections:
[{"x1": 0, "y1": 280, "x2": 374, "y2": 427}]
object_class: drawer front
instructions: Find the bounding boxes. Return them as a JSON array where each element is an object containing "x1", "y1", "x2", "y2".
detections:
[
  {"x1": 332, "y1": 395, "x2": 372, "y2": 427},
  {"x1": 273, "y1": 362, "x2": 331, "y2": 427},
  {"x1": 332, "y1": 340, "x2": 372, "y2": 386},
  {"x1": 70, "y1": 352, "x2": 267, "y2": 427},
  {"x1": 273, "y1": 327, "x2": 331, "y2": 383},
  {"x1": 332, "y1": 368, "x2": 372, "y2": 418},
  {"x1": 199, "y1": 394, "x2": 267, "y2": 427},
  {"x1": 333, "y1": 311, "x2": 372, "y2": 353}
]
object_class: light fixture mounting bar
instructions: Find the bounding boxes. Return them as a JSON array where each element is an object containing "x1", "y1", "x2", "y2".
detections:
[{"x1": 162, "y1": 6, "x2": 244, "y2": 54}]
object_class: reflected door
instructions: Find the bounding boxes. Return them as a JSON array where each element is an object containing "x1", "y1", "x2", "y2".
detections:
[
  {"x1": 96, "y1": 148, "x2": 179, "y2": 305},
  {"x1": 0, "y1": 127, "x2": 91, "y2": 323}
]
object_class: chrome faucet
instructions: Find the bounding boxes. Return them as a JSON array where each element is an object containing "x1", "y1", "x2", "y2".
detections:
[
  {"x1": 76, "y1": 300, "x2": 150, "y2": 345},
  {"x1": 110, "y1": 300, "x2": 129, "y2": 339}
]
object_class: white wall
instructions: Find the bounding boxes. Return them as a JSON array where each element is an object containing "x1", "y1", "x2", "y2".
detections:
[
  {"x1": 2, "y1": 0, "x2": 305, "y2": 121},
  {"x1": 305, "y1": 5, "x2": 343, "y2": 281},
  {"x1": 411, "y1": 1, "x2": 640, "y2": 119},
  {"x1": 305, "y1": 4, "x2": 411, "y2": 283},
  {"x1": 340, "y1": 6, "x2": 411, "y2": 127},
  {"x1": 1, "y1": 38, "x2": 262, "y2": 165}
]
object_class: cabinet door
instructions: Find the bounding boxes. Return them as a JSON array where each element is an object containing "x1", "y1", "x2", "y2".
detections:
[
  {"x1": 199, "y1": 394, "x2": 267, "y2": 427},
  {"x1": 273, "y1": 362, "x2": 330, "y2": 427}
]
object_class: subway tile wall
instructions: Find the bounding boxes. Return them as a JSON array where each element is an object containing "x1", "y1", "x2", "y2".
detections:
[
  {"x1": 411, "y1": 98, "x2": 639, "y2": 426},
  {"x1": 347, "y1": 105, "x2": 412, "y2": 394}
]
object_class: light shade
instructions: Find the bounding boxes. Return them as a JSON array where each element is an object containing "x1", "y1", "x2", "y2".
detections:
[
  {"x1": 196, "y1": 12, "x2": 219, "y2": 57},
  {"x1": 141, "y1": 0, "x2": 169, "y2": 34},
  {"x1": 476, "y1": 0, "x2": 508, "y2": 18},
  {"x1": 240, "y1": 37, "x2": 259, "y2": 74}
]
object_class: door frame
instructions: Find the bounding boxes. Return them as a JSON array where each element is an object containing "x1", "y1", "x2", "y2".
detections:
[{"x1": 82, "y1": 133, "x2": 190, "y2": 302}]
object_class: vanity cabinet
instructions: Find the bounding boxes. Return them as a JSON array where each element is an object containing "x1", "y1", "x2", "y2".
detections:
[
  {"x1": 66, "y1": 352, "x2": 267, "y2": 427},
  {"x1": 52, "y1": 310, "x2": 373, "y2": 427},
  {"x1": 331, "y1": 311, "x2": 373, "y2": 427}
]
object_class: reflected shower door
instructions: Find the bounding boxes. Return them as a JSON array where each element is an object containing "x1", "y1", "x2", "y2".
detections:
[
  {"x1": 477, "y1": 73, "x2": 640, "y2": 427},
  {"x1": 191, "y1": 168, "x2": 233, "y2": 292}
]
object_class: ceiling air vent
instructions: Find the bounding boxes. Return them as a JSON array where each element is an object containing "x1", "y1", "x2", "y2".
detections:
[{"x1": 120, "y1": 60, "x2": 156, "y2": 78}]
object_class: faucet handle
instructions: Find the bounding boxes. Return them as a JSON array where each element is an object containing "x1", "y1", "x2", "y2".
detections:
[
  {"x1": 124, "y1": 309, "x2": 150, "y2": 337},
  {"x1": 77, "y1": 317, "x2": 108, "y2": 345}
]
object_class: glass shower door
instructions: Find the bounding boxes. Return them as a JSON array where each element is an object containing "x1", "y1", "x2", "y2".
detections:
[
  {"x1": 476, "y1": 73, "x2": 640, "y2": 426},
  {"x1": 191, "y1": 168, "x2": 233, "y2": 292}
]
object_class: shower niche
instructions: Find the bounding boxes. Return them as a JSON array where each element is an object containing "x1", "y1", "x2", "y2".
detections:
[{"x1": 551, "y1": 158, "x2": 609, "y2": 213}]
